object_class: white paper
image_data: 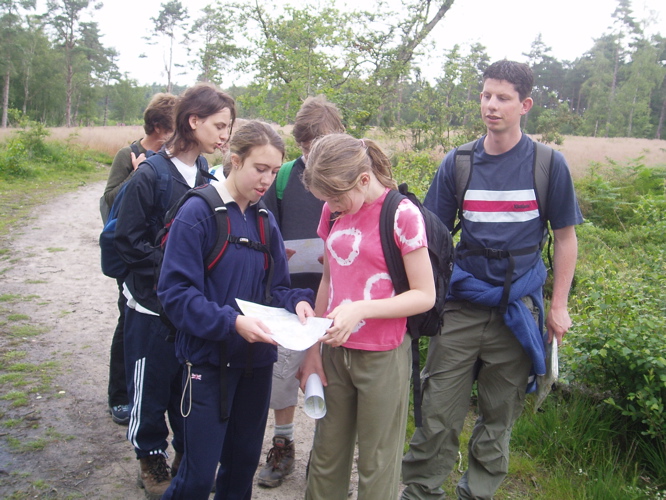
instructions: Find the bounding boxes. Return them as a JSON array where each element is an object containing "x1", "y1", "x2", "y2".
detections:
[
  {"x1": 235, "y1": 299, "x2": 331, "y2": 351},
  {"x1": 304, "y1": 373, "x2": 326, "y2": 419},
  {"x1": 533, "y1": 339, "x2": 559, "y2": 412},
  {"x1": 284, "y1": 238, "x2": 324, "y2": 274}
]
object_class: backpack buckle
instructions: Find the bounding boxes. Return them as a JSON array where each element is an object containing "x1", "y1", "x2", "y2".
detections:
[{"x1": 483, "y1": 248, "x2": 504, "y2": 259}]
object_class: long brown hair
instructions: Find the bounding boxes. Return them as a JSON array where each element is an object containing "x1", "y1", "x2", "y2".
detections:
[{"x1": 164, "y1": 83, "x2": 236, "y2": 156}]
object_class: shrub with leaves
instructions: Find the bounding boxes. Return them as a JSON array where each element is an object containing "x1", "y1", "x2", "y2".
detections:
[
  {"x1": 392, "y1": 149, "x2": 440, "y2": 199},
  {"x1": 565, "y1": 159, "x2": 666, "y2": 444},
  {"x1": 0, "y1": 120, "x2": 99, "y2": 181}
]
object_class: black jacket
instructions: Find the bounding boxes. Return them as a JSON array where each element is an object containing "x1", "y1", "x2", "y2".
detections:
[
  {"x1": 263, "y1": 156, "x2": 324, "y2": 292},
  {"x1": 114, "y1": 153, "x2": 210, "y2": 312}
]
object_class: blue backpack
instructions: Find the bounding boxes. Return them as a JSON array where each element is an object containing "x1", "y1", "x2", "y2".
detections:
[{"x1": 99, "y1": 153, "x2": 173, "y2": 279}]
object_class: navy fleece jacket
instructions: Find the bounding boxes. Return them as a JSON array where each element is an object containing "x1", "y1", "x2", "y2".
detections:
[{"x1": 157, "y1": 185, "x2": 315, "y2": 369}]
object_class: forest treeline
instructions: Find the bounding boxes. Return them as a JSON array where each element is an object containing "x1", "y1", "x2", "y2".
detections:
[{"x1": 1, "y1": 0, "x2": 664, "y2": 147}]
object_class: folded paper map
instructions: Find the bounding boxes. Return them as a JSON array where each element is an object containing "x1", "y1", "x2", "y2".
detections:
[{"x1": 235, "y1": 299, "x2": 331, "y2": 351}]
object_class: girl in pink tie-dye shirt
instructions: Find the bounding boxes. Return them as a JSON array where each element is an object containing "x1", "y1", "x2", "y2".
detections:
[{"x1": 298, "y1": 133, "x2": 436, "y2": 500}]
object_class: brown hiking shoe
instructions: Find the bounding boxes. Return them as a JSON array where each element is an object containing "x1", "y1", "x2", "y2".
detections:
[
  {"x1": 137, "y1": 454, "x2": 172, "y2": 499},
  {"x1": 170, "y1": 451, "x2": 183, "y2": 478},
  {"x1": 257, "y1": 435, "x2": 295, "y2": 488}
]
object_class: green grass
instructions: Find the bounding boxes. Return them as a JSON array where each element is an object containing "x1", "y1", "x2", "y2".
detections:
[
  {"x1": 0, "y1": 127, "x2": 111, "y2": 238},
  {"x1": 403, "y1": 388, "x2": 666, "y2": 499},
  {"x1": 0, "y1": 390, "x2": 29, "y2": 407},
  {"x1": 7, "y1": 314, "x2": 29, "y2": 321},
  {"x1": 2, "y1": 418, "x2": 21, "y2": 428},
  {"x1": 2, "y1": 350, "x2": 27, "y2": 361},
  {"x1": 7, "y1": 325, "x2": 47, "y2": 338},
  {"x1": 6, "y1": 435, "x2": 48, "y2": 452}
]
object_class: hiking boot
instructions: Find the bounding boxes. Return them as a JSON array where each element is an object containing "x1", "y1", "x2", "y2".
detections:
[
  {"x1": 170, "y1": 451, "x2": 183, "y2": 478},
  {"x1": 137, "y1": 455, "x2": 172, "y2": 499},
  {"x1": 108, "y1": 404, "x2": 130, "y2": 425},
  {"x1": 257, "y1": 436, "x2": 295, "y2": 488}
]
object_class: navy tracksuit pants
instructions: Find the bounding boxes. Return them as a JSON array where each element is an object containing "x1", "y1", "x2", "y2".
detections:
[
  {"x1": 124, "y1": 306, "x2": 184, "y2": 458},
  {"x1": 162, "y1": 362, "x2": 272, "y2": 500}
]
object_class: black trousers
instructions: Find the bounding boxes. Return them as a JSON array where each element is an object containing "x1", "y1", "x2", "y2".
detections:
[{"x1": 108, "y1": 279, "x2": 128, "y2": 407}]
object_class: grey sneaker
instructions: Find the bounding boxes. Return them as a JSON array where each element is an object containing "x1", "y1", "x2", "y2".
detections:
[
  {"x1": 108, "y1": 404, "x2": 130, "y2": 425},
  {"x1": 257, "y1": 436, "x2": 295, "y2": 488}
]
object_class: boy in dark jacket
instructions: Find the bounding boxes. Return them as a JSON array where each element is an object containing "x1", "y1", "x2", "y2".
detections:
[{"x1": 102, "y1": 93, "x2": 175, "y2": 426}]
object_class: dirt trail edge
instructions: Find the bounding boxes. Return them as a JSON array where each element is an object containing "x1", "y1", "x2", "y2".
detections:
[{"x1": 0, "y1": 180, "x2": 358, "y2": 499}]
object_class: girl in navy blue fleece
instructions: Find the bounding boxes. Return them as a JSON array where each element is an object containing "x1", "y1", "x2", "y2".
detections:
[{"x1": 158, "y1": 121, "x2": 315, "y2": 500}]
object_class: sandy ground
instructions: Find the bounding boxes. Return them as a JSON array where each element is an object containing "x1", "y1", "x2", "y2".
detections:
[{"x1": 0, "y1": 180, "x2": 358, "y2": 499}]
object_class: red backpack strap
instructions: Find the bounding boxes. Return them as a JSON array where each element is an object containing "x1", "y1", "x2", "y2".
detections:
[
  {"x1": 256, "y1": 201, "x2": 274, "y2": 304},
  {"x1": 184, "y1": 184, "x2": 230, "y2": 275}
]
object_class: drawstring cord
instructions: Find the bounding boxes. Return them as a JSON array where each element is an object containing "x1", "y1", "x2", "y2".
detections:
[
  {"x1": 342, "y1": 346, "x2": 352, "y2": 370},
  {"x1": 181, "y1": 361, "x2": 193, "y2": 418}
]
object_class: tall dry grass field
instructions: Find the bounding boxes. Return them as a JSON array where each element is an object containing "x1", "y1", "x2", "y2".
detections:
[
  {"x1": 545, "y1": 135, "x2": 666, "y2": 179},
  {"x1": 1, "y1": 126, "x2": 665, "y2": 176},
  {"x1": 0, "y1": 125, "x2": 145, "y2": 157}
]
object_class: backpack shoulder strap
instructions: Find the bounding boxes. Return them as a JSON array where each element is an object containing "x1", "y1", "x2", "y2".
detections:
[
  {"x1": 190, "y1": 188, "x2": 274, "y2": 303},
  {"x1": 531, "y1": 139, "x2": 555, "y2": 270},
  {"x1": 380, "y1": 184, "x2": 430, "y2": 429},
  {"x1": 106, "y1": 182, "x2": 127, "y2": 227},
  {"x1": 452, "y1": 140, "x2": 478, "y2": 236},
  {"x1": 454, "y1": 140, "x2": 476, "y2": 209},
  {"x1": 147, "y1": 152, "x2": 174, "y2": 216},
  {"x1": 276, "y1": 159, "x2": 297, "y2": 201},
  {"x1": 532, "y1": 139, "x2": 554, "y2": 223},
  {"x1": 185, "y1": 184, "x2": 231, "y2": 275},
  {"x1": 129, "y1": 142, "x2": 141, "y2": 158},
  {"x1": 379, "y1": 187, "x2": 409, "y2": 295},
  {"x1": 256, "y1": 199, "x2": 274, "y2": 304}
]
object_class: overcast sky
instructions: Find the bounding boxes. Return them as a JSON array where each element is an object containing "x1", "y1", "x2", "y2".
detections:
[{"x1": 54, "y1": 0, "x2": 666, "y2": 86}]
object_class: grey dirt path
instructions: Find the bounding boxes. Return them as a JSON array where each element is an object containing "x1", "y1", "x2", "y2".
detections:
[{"x1": 0, "y1": 180, "x2": 361, "y2": 499}]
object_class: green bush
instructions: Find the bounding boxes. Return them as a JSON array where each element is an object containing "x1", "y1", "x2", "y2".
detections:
[
  {"x1": 0, "y1": 121, "x2": 103, "y2": 182},
  {"x1": 392, "y1": 150, "x2": 440, "y2": 199},
  {"x1": 575, "y1": 159, "x2": 666, "y2": 231},
  {"x1": 565, "y1": 160, "x2": 666, "y2": 449}
]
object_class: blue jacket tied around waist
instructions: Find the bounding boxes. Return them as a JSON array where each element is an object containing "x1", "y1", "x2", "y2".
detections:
[{"x1": 448, "y1": 261, "x2": 547, "y2": 392}]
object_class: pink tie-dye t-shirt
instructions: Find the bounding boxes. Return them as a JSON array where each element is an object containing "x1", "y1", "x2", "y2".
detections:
[{"x1": 317, "y1": 188, "x2": 428, "y2": 351}]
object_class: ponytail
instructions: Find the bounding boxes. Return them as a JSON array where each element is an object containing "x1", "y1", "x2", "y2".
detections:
[{"x1": 363, "y1": 139, "x2": 397, "y2": 191}]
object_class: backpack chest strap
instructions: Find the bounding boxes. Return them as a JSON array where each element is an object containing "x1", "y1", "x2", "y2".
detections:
[
  {"x1": 226, "y1": 235, "x2": 270, "y2": 256},
  {"x1": 457, "y1": 242, "x2": 542, "y2": 314}
]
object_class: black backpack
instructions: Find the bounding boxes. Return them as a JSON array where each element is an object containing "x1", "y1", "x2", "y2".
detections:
[
  {"x1": 379, "y1": 183, "x2": 454, "y2": 427},
  {"x1": 155, "y1": 183, "x2": 275, "y2": 332}
]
